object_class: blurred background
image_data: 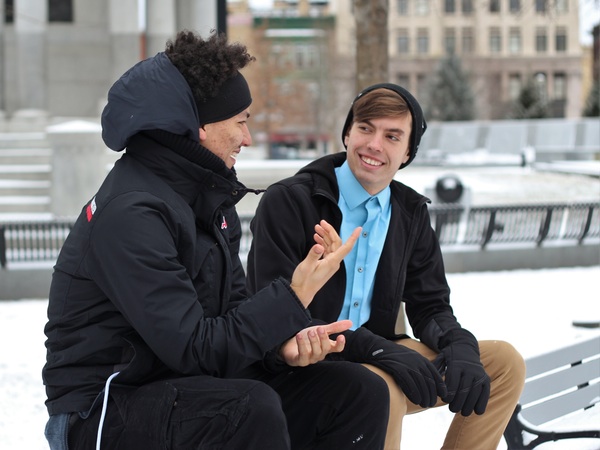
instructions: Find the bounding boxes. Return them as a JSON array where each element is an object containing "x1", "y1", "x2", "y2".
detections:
[{"x1": 0, "y1": 0, "x2": 598, "y2": 154}]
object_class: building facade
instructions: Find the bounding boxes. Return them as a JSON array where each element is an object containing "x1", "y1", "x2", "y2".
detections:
[
  {"x1": 334, "y1": 0, "x2": 585, "y2": 119},
  {"x1": 0, "y1": 0, "x2": 223, "y2": 124},
  {"x1": 0, "y1": 0, "x2": 594, "y2": 131}
]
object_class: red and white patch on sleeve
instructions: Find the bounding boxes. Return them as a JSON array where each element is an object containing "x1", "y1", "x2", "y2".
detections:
[
  {"x1": 86, "y1": 197, "x2": 97, "y2": 222},
  {"x1": 221, "y1": 216, "x2": 228, "y2": 230}
]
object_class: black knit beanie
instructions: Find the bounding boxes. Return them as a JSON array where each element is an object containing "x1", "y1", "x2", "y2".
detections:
[
  {"x1": 341, "y1": 83, "x2": 427, "y2": 169},
  {"x1": 195, "y1": 71, "x2": 252, "y2": 126}
]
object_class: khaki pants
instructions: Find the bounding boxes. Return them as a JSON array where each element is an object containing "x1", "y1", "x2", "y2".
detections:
[{"x1": 365, "y1": 339, "x2": 526, "y2": 450}]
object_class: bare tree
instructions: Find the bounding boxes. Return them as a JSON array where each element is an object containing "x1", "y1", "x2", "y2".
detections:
[{"x1": 353, "y1": 0, "x2": 389, "y2": 92}]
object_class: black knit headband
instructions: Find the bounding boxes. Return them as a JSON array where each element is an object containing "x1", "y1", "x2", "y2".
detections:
[{"x1": 196, "y1": 71, "x2": 252, "y2": 126}]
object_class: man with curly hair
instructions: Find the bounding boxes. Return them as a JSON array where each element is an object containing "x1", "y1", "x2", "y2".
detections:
[{"x1": 42, "y1": 31, "x2": 391, "y2": 449}]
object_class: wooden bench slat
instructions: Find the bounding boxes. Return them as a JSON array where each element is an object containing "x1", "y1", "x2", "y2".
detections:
[
  {"x1": 525, "y1": 337, "x2": 600, "y2": 377},
  {"x1": 521, "y1": 357, "x2": 600, "y2": 405},
  {"x1": 504, "y1": 336, "x2": 600, "y2": 449},
  {"x1": 520, "y1": 381, "x2": 600, "y2": 425}
]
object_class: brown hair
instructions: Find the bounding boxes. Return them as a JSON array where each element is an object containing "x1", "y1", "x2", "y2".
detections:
[{"x1": 349, "y1": 88, "x2": 411, "y2": 135}]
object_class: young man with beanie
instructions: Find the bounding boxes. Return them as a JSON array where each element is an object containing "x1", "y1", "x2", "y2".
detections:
[
  {"x1": 42, "y1": 31, "x2": 393, "y2": 450},
  {"x1": 246, "y1": 83, "x2": 527, "y2": 449}
]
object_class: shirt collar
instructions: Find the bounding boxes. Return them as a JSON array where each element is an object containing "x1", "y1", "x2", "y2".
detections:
[{"x1": 336, "y1": 161, "x2": 391, "y2": 211}]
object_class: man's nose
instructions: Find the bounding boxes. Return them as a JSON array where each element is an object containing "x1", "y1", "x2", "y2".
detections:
[
  {"x1": 367, "y1": 133, "x2": 384, "y2": 151},
  {"x1": 242, "y1": 125, "x2": 252, "y2": 147}
]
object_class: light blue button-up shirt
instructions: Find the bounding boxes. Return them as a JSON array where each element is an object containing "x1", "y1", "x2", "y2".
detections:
[{"x1": 335, "y1": 161, "x2": 391, "y2": 329}]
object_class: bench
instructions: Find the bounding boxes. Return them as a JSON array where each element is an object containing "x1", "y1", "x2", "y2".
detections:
[{"x1": 503, "y1": 335, "x2": 600, "y2": 449}]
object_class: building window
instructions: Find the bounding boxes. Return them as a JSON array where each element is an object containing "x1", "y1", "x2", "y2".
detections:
[
  {"x1": 445, "y1": 0, "x2": 456, "y2": 13},
  {"x1": 554, "y1": 73, "x2": 566, "y2": 99},
  {"x1": 294, "y1": 44, "x2": 319, "y2": 69},
  {"x1": 417, "y1": 28, "x2": 429, "y2": 54},
  {"x1": 489, "y1": 0, "x2": 500, "y2": 12},
  {"x1": 489, "y1": 27, "x2": 502, "y2": 53},
  {"x1": 509, "y1": 0, "x2": 520, "y2": 12},
  {"x1": 509, "y1": 27, "x2": 521, "y2": 53},
  {"x1": 397, "y1": 29, "x2": 410, "y2": 54},
  {"x1": 306, "y1": 45, "x2": 319, "y2": 68},
  {"x1": 397, "y1": 0, "x2": 409, "y2": 15},
  {"x1": 535, "y1": 27, "x2": 547, "y2": 52},
  {"x1": 554, "y1": 0, "x2": 568, "y2": 13},
  {"x1": 535, "y1": 72, "x2": 548, "y2": 101},
  {"x1": 509, "y1": 74, "x2": 521, "y2": 100},
  {"x1": 415, "y1": 0, "x2": 430, "y2": 15},
  {"x1": 462, "y1": 27, "x2": 474, "y2": 54},
  {"x1": 49, "y1": 0, "x2": 73, "y2": 22},
  {"x1": 535, "y1": 0, "x2": 547, "y2": 13},
  {"x1": 417, "y1": 74, "x2": 428, "y2": 101},
  {"x1": 462, "y1": 0, "x2": 473, "y2": 14},
  {"x1": 397, "y1": 74, "x2": 410, "y2": 89},
  {"x1": 444, "y1": 28, "x2": 456, "y2": 54},
  {"x1": 4, "y1": 0, "x2": 13, "y2": 23},
  {"x1": 555, "y1": 27, "x2": 567, "y2": 51},
  {"x1": 271, "y1": 45, "x2": 286, "y2": 68}
]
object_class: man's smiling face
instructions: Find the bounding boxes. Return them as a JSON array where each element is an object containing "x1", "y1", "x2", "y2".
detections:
[
  {"x1": 199, "y1": 109, "x2": 252, "y2": 169},
  {"x1": 344, "y1": 114, "x2": 412, "y2": 195}
]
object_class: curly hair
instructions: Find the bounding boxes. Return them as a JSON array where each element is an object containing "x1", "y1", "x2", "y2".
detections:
[{"x1": 165, "y1": 30, "x2": 256, "y2": 103}]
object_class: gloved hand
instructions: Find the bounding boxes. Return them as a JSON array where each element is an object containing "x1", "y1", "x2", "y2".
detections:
[
  {"x1": 433, "y1": 328, "x2": 490, "y2": 416},
  {"x1": 342, "y1": 327, "x2": 447, "y2": 408}
]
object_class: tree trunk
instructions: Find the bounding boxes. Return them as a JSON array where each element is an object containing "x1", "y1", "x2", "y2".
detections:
[{"x1": 353, "y1": 0, "x2": 389, "y2": 92}]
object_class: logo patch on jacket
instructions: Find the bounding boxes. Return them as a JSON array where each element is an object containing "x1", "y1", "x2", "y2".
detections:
[
  {"x1": 221, "y1": 216, "x2": 228, "y2": 230},
  {"x1": 86, "y1": 197, "x2": 97, "y2": 222}
]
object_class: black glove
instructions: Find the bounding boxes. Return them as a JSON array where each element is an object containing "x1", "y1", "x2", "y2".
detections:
[
  {"x1": 433, "y1": 328, "x2": 490, "y2": 416},
  {"x1": 342, "y1": 327, "x2": 447, "y2": 408}
]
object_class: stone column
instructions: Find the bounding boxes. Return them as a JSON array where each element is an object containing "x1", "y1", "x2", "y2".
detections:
[
  {"x1": 47, "y1": 120, "x2": 111, "y2": 218},
  {"x1": 0, "y1": 0, "x2": 5, "y2": 113},
  {"x1": 14, "y1": 0, "x2": 47, "y2": 111},
  {"x1": 146, "y1": 0, "x2": 176, "y2": 57},
  {"x1": 177, "y1": 0, "x2": 217, "y2": 37},
  {"x1": 108, "y1": 0, "x2": 141, "y2": 83}
]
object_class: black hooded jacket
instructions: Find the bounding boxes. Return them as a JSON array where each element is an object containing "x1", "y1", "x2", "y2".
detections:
[
  {"x1": 246, "y1": 153, "x2": 462, "y2": 348},
  {"x1": 42, "y1": 53, "x2": 311, "y2": 415}
]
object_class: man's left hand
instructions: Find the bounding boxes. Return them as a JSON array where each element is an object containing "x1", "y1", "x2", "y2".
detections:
[{"x1": 434, "y1": 329, "x2": 491, "y2": 416}]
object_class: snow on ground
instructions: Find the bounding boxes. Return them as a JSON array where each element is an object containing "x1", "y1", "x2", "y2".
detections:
[{"x1": 1, "y1": 266, "x2": 599, "y2": 449}]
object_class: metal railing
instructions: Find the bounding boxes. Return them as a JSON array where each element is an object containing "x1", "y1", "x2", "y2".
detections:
[
  {"x1": 432, "y1": 202, "x2": 599, "y2": 248},
  {"x1": 1, "y1": 202, "x2": 599, "y2": 268}
]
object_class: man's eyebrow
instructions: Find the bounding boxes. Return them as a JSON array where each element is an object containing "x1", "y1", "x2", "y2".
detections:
[
  {"x1": 361, "y1": 119, "x2": 405, "y2": 135},
  {"x1": 386, "y1": 127, "x2": 405, "y2": 134}
]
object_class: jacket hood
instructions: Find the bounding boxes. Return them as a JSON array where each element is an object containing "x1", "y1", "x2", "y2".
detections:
[{"x1": 101, "y1": 52, "x2": 200, "y2": 152}]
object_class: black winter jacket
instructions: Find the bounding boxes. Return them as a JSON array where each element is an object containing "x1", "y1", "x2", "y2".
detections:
[
  {"x1": 43, "y1": 53, "x2": 311, "y2": 415},
  {"x1": 247, "y1": 153, "x2": 463, "y2": 348}
]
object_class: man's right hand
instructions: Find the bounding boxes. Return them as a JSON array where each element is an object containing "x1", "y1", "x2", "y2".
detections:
[
  {"x1": 343, "y1": 327, "x2": 447, "y2": 408},
  {"x1": 279, "y1": 320, "x2": 353, "y2": 367},
  {"x1": 290, "y1": 220, "x2": 361, "y2": 308}
]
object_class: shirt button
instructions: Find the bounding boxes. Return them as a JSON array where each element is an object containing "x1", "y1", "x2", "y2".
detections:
[
  {"x1": 353, "y1": 302, "x2": 359, "y2": 308},
  {"x1": 357, "y1": 267, "x2": 363, "y2": 273},
  {"x1": 362, "y1": 231, "x2": 368, "y2": 237}
]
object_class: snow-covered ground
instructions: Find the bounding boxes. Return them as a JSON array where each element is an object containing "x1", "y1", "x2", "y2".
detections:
[{"x1": 1, "y1": 266, "x2": 599, "y2": 449}]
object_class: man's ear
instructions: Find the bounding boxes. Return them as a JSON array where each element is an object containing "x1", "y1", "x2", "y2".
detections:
[
  {"x1": 401, "y1": 147, "x2": 411, "y2": 164},
  {"x1": 198, "y1": 126, "x2": 207, "y2": 142},
  {"x1": 343, "y1": 134, "x2": 349, "y2": 147}
]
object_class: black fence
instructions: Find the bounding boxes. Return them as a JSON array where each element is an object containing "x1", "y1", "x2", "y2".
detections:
[{"x1": 1, "y1": 202, "x2": 599, "y2": 269}]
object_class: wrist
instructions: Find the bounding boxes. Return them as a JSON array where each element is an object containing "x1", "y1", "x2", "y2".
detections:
[{"x1": 289, "y1": 283, "x2": 312, "y2": 308}]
